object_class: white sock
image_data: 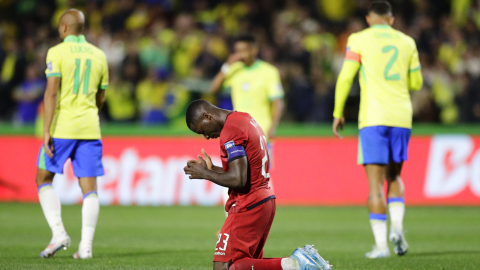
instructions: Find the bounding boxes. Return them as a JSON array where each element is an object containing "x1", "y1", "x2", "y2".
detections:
[
  {"x1": 369, "y1": 214, "x2": 387, "y2": 249},
  {"x1": 80, "y1": 192, "x2": 99, "y2": 250},
  {"x1": 38, "y1": 184, "x2": 67, "y2": 239},
  {"x1": 388, "y1": 198, "x2": 405, "y2": 231},
  {"x1": 281, "y1": 258, "x2": 300, "y2": 270}
]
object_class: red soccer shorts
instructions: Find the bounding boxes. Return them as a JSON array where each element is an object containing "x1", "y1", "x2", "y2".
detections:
[{"x1": 213, "y1": 198, "x2": 276, "y2": 263}]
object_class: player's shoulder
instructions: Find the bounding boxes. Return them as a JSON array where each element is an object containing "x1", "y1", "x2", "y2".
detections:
[
  {"x1": 224, "y1": 112, "x2": 252, "y2": 131},
  {"x1": 350, "y1": 29, "x2": 369, "y2": 39},
  {"x1": 47, "y1": 42, "x2": 65, "y2": 54},
  {"x1": 258, "y1": 60, "x2": 279, "y2": 74},
  {"x1": 87, "y1": 43, "x2": 107, "y2": 60},
  {"x1": 396, "y1": 30, "x2": 417, "y2": 48}
]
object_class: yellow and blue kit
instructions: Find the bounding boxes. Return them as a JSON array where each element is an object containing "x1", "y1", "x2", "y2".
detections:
[
  {"x1": 38, "y1": 35, "x2": 108, "y2": 177},
  {"x1": 333, "y1": 25, "x2": 423, "y2": 165}
]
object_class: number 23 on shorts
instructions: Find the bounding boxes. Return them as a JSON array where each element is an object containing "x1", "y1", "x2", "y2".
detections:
[{"x1": 216, "y1": 233, "x2": 229, "y2": 251}]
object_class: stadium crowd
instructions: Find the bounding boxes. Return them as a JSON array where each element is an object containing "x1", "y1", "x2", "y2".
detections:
[{"x1": 1, "y1": 0, "x2": 480, "y2": 125}]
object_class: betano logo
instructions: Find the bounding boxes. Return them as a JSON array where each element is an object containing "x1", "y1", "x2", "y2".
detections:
[
  {"x1": 52, "y1": 148, "x2": 225, "y2": 206},
  {"x1": 425, "y1": 136, "x2": 480, "y2": 198}
]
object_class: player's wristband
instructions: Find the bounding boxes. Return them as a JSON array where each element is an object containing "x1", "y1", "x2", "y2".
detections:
[{"x1": 221, "y1": 63, "x2": 230, "y2": 74}]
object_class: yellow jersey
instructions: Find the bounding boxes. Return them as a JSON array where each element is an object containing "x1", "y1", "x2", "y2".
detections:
[
  {"x1": 223, "y1": 60, "x2": 284, "y2": 139},
  {"x1": 334, "y1": 24, "x2": 423, "y2": 129},
  {"x1": 45, "y1": 35, "x2": 108, "y2": 139}
]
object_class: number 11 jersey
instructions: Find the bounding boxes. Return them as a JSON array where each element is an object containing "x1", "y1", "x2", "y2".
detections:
[
  {"x1": 45, "y1": 34, "x2": 108, "y2": 139},
  {"x1": 219, "y1": 112, "x2": 275, "y2": 213}
]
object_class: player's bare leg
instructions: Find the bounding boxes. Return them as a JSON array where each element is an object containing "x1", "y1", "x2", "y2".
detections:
[
  {"x1": 386, "y1": 162, "x2": 408, "y2": 255},
  {"x1": 364, "y1": 164, "x2": 390, "y2": 258},
  {"x1": 37, "y1": 168, "x2": 71, "y2": 258},
  {"x1": 73, "y1": 177, "x2": 99, "y2": 259}
]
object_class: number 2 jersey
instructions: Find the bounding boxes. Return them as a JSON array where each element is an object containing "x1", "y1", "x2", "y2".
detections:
[
  {"x1": 45, "y1": 34, "x2": 109, "y2": 139},
  {"x1": 333, "y1": 25, "x2": 422, "y2": 129},
  {"x1": 219, "y1": 112, "x2": 275, "y2": 213}
]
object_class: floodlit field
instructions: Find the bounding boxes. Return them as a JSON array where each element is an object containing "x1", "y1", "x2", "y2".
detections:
[{"x1": 1, "y1": 204, "x2": 479, "y2": 270}]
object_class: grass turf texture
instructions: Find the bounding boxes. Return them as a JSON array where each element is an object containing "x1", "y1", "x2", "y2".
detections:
[{"x1": 1, "y1": 204, "x2": 479, "y2": 270}]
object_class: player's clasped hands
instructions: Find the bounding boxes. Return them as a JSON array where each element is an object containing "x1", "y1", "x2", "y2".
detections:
[{"x1": 184, "y1": 149, "x2": 213, "y2": 179}]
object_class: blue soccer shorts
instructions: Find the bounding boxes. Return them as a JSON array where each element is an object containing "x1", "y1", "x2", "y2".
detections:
[
  {"x1": 358, "y1": 126, "x2": 411, "y2": 165},
  {"x1": 37, "y1": 138, "x2": 104, "y2": 177}
]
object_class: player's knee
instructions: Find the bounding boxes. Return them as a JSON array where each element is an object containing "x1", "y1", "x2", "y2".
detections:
[
  {"x1": 213, "y1": 261, "x2": 229, "y2": 270},
  {"x1": 35, "y1": 168, "x2": 54, "y2": 187},
  {"x1": 386, "y1": 171, "x2": 399, "y2": 182}
]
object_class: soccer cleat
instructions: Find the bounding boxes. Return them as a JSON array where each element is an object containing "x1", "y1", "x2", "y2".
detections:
[
  {"x1": 40, "y1": 234, "x2": 71, "y2": 258},
  {"x1": 291, "y1": 245, "x2": 333, "y2": 270},
  {"x1": 364, "y1": 245, "x2": 391, "y2": 259},
  {"x1": 389, "y1": 228, "x2": 408, "y2": 255},
  {"x1": 304, "y1": 245, "x2": 333, "y2": 270},
  {"x1": 73, "y1": 248, "x2": 93, "y2": 259}
]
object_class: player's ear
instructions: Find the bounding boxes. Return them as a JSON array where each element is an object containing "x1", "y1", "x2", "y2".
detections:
[
  {"x1": 203, "y1": 112, "x2": 212, "y2": 121},
  {"x1": 365, "y1": 15, "x2": 370, "y2": 26},
  {"x1": 389, "y1": 16, "x2": 395, "y2": 26}
]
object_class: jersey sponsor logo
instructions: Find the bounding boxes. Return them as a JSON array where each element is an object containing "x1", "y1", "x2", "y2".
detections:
[
  {"x1": 48, "y1": 148, "x2": 225, "y2": 206},
  {"x1": 214, "y1": 252, "x2": 225, "y2": 256},
  {"x1": 424, "y1": 136, "x2": 480, "y2": 198},
  {"x1": 47, "y1": 61, "x2": 52, "y2": 71},
  {"x1": 224, "y1": 140, "x2": 235, "y2": 149}
]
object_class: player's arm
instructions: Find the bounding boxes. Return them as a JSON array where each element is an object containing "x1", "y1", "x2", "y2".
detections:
[
  {"x1": 210, "y1": 53, "x2": 243, "y2": 95},
  {"x1": 97, "y1": 55, "x2": 109, "y2": 110},
  {"x1": 96, "y1": 89, "x2": 105, "y2": 110},
  {"x1": 333, "y1": 35, "x2": 361, "y2": 138},
  {"x1": 408, "y1": 45, "x2": 423, "y2": 91},
  {"x1": 43, "y1": 77, "x2": 61, "y2": 158},
  {"x1": 269, "y1": 98, "x2": 284, "y2": 139},
  {"x1": 267, "y1": 69, "x2": 285, "y2": 140},
  {"x1": 43, "y1": 48, "x2": 62, "y2": 158},
  {"x1": 184, "y1": 156, "x2": 248, "y2": 188}
]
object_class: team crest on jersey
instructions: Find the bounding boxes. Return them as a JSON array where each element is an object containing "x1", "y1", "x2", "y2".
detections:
[
  {"x1": 47, "y1": 61, "x2": 52, "y2": 71},
  {"x1": 224, "y1": 140, "x2": 235, "y2": 149},
  {"x1": 242, "y1": 82, "x2": 250, "y2": 92}
]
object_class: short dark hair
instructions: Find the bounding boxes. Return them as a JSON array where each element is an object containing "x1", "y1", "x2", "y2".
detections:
[
  {"x1": 235, "y1": 33, "x2": 256, "y2": 44},
  {"x1": 369, "y1": 1, "x2": 392, "y2": 16},
  {"x1": 185, "y1": 99, "x2": 209, "y2": 129}
]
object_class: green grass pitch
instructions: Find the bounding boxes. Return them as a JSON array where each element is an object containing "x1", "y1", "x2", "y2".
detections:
[{"x1": 1, "y1": 204, "x2": 479, "y2": 269}]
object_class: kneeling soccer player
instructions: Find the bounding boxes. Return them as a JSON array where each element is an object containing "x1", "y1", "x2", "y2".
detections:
[{"x1": 183, "y1": 100, "x2": 332, "y2": 270}]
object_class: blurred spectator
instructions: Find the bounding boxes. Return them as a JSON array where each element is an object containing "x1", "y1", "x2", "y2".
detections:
[
  {"x1": 286, "y1": 63, "x2": 314, "y2": 122},
  {"x1": 0, "y1": 40, "x2": 26, "y2": 120},
  {"x1": 12, "y1": 63, "x2": 45, "y2": 124},
  {"x1": 0, "y1": 0, "x2": 480, "y2": 125},
  {"x1": 136, "y1": 68, "x2": 170, "y2": 124},
  {"x1": 104, "y1": 70, "x2": 137, "y2": 122}
]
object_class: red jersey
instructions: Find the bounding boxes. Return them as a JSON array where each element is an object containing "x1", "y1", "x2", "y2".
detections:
[{"x1": 219, "y1": 112, "x2": 275, "y2": 213}]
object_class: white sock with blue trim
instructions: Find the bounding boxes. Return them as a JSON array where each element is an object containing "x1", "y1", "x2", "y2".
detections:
[
  {"x1": 38, "y1": 183, "x2": 67, "y2": 239},
  {"x1": 80, "y1": 191, "x2": 99, "y2": 250},
  {"x1": 388, "y1": 197, "x2": 405, "y2": 231},
  {"x1": 369, "y1": 213, "x2": 387, "y2": 249}
]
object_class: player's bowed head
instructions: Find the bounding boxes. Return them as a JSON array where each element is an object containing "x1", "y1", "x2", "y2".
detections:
[
  {"x1": 185, "y1": 99, "x2": 228, "y2": 140},
  {"x1": 184, "y1": 100, "x2": 248, "y2": 188}
]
